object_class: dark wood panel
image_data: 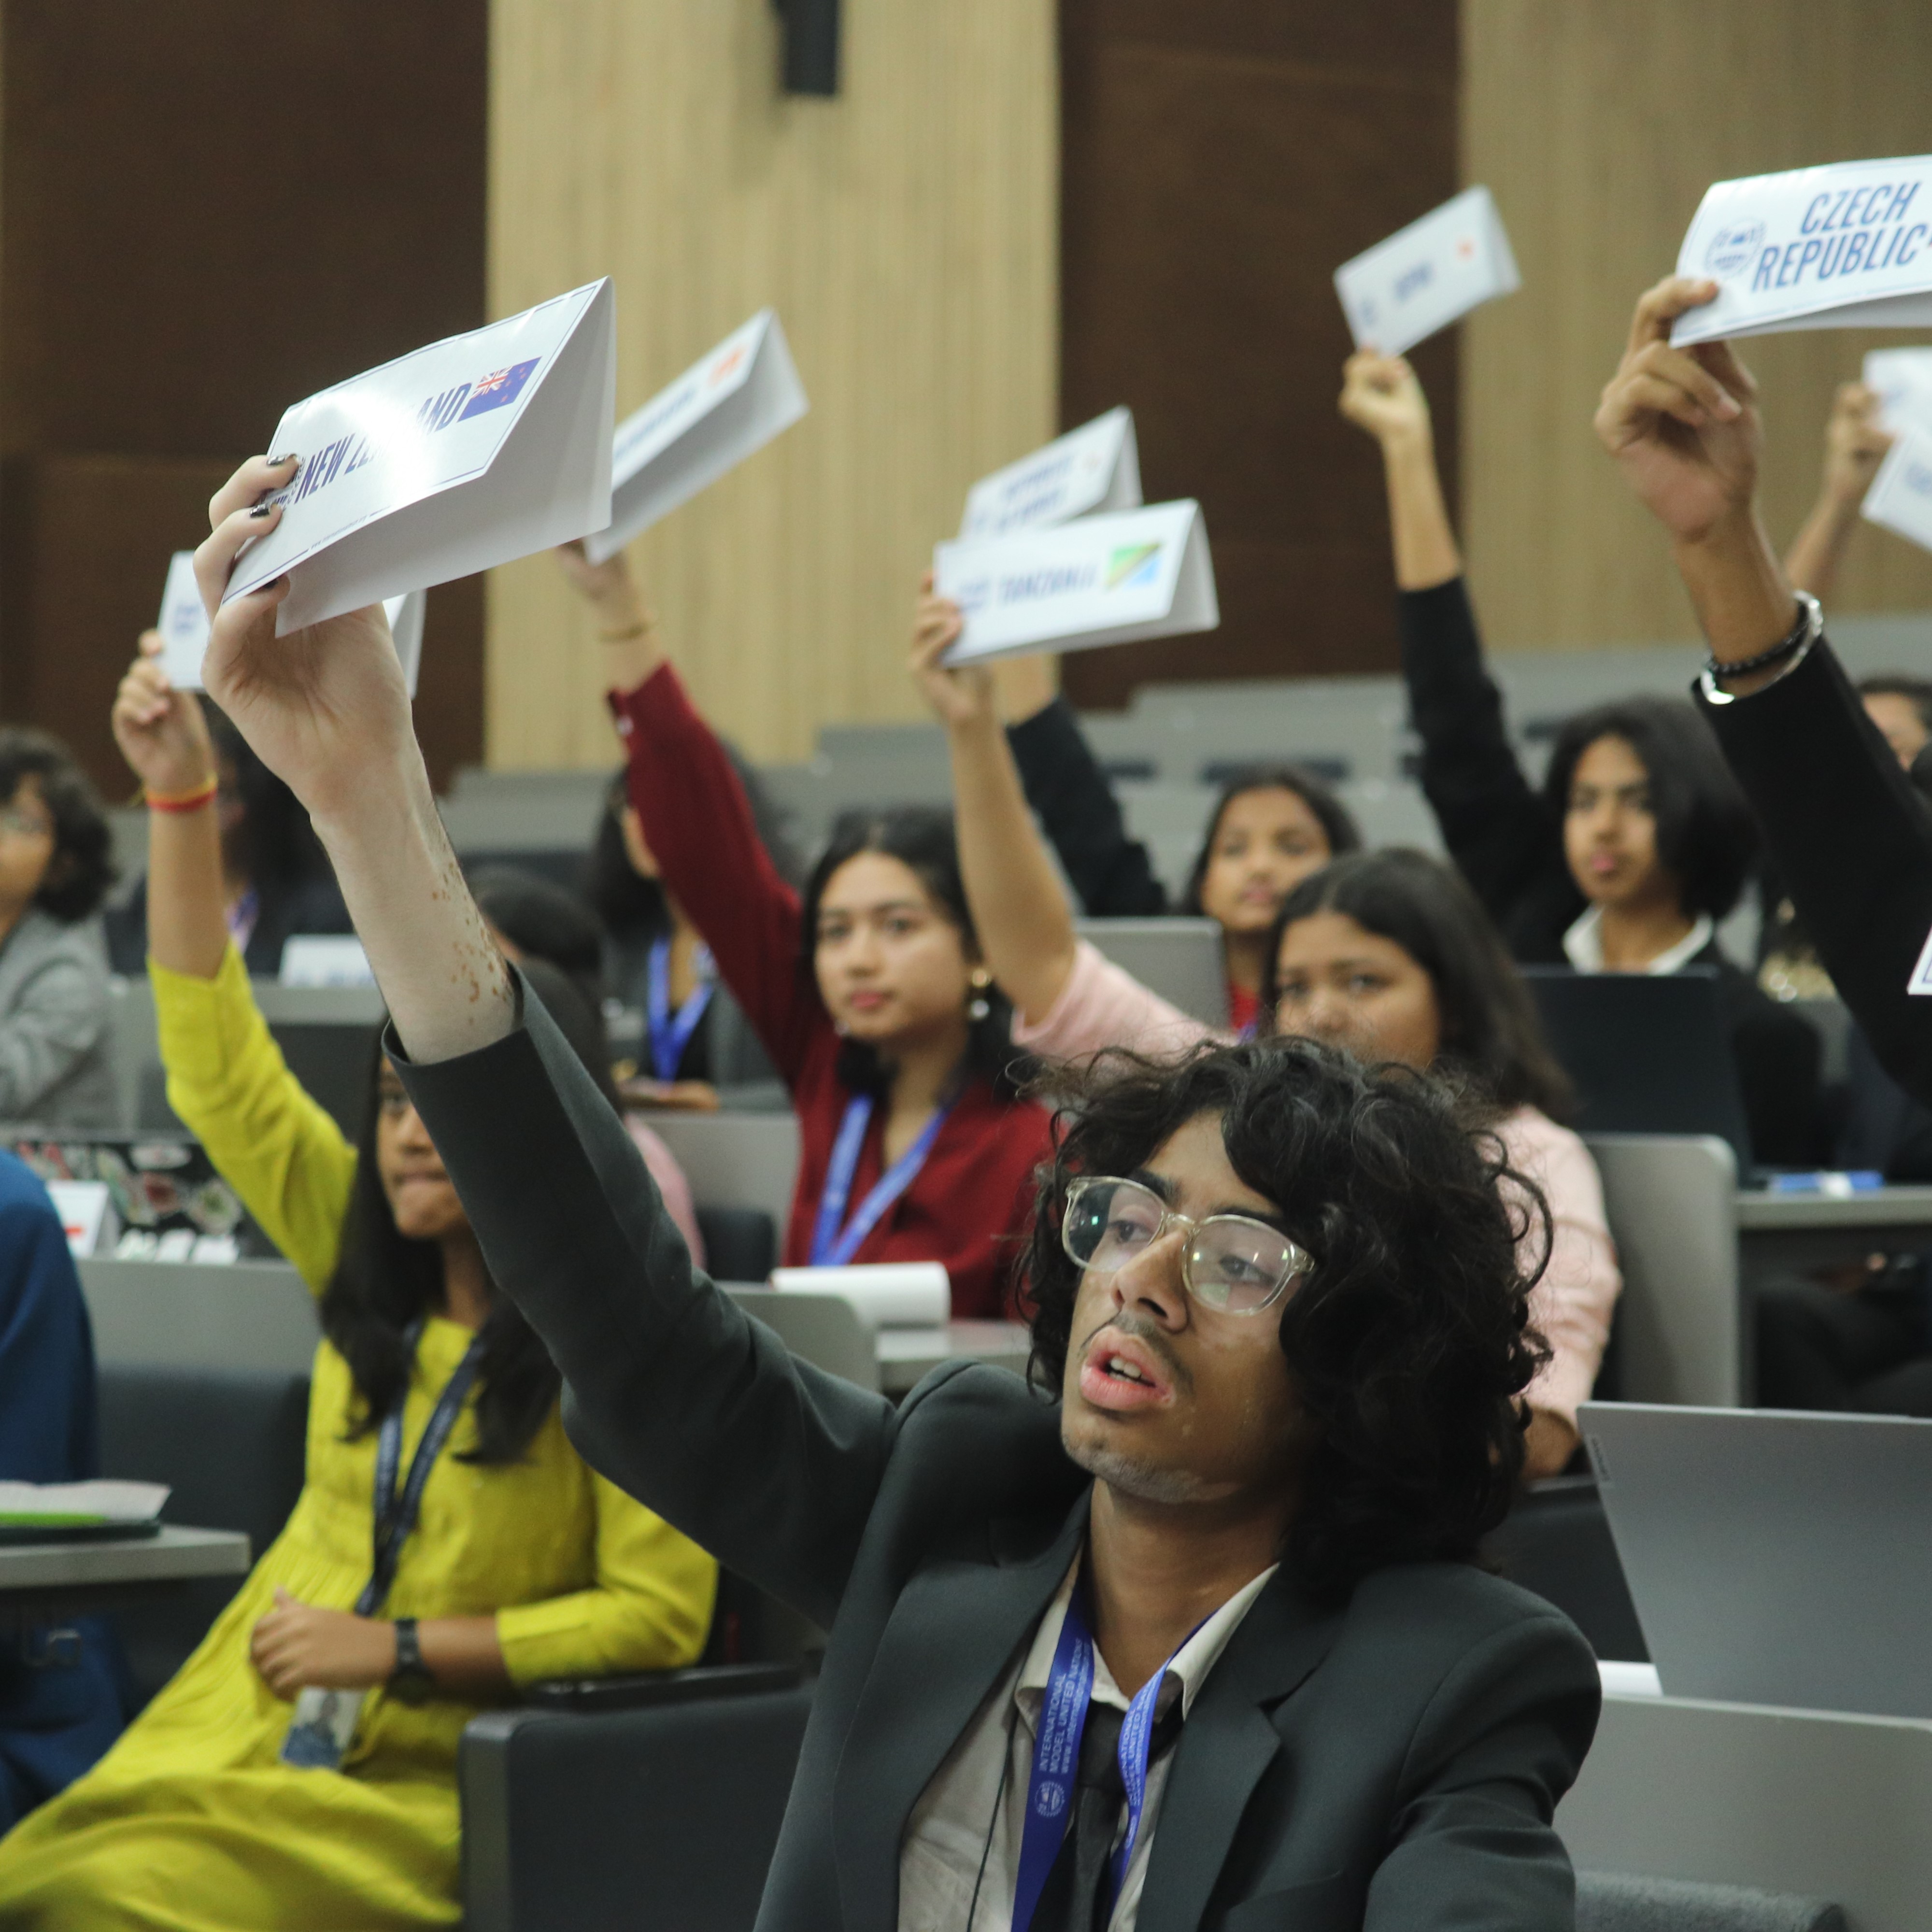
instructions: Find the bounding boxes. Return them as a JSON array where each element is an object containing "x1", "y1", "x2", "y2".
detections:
[
  {"x1": 1067, "y1": 0, "x2": 1457, "y2": 79},
  {"x1": 0, "y1": 0, "x2": 487, "y2": 784},
  {"x1": 0, "y1": 0, "x2": 488, "y2": 459},
  {"x1": 1060, "y1": 2, "x2": 1458, "y2": 705}
]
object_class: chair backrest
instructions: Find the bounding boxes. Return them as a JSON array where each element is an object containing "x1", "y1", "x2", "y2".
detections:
[
  {"x1": 106, "y1": 975, "x2": 160, "y2": 1130},
  {"x1": 1577, "y1": 1869, "x2": 1846, "y2": 1932},
  {"x1": 461, "y1": 1683, "x2": 814, "y2": 1932},
  {"x1": 251, "y1": 981, "x2": 388, "y2": 1139},
  {"x1": 724, "y1": 1286, "x2": 877, "y2": 1391},
  {"x1": 96, "y1": 1361, "x2": 309, "y2": 1705},
  {"x1": 648, "y1": 1112, "x2": 801, "y2": 1232},
  {"x1": 1074, "y1": 917, "x2": 1228, "y2": 1028},
  {"x1": 80, "y1": 1257, "x2": 321, "y2": 1378},
  {"x1": 1487, "y1": 1474, "x2": 1647, "y2": 1663},
  {"x1": 1585, "y1": 1135, "x2": 1742, "y2": 1407},
  {"x1": 695, "y1": 1205, "x2": 777, "y2": 1284}
]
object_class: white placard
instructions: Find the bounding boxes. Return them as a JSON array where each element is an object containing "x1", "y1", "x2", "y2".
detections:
[
  {"x1": 45, "y1": 1180, "x2": 114, "y2": 1259},
  {"x1": 584, "y1": 309, "x2": 809, "y2": 563},
  {"x1": 158, "y1": 553, "x2": 427, "y2": 698},
  {"x1": 0, "y1": 1479, "x2": 169, "y2": 1525},
  {"x1": 1672, "y1": 157, "x2": 1932, "y2": 345},
  {"x1": 278, "y1": 936, "x2": 375, "y2": 987},
  {"x1": 226, "y1": 279, "x2": 616, "y2": 632},
  {"x1": 1863, "y1": 347, "x2": 1932, "y2": 435},
  {"x1": 958, "y1": 408, "x2": 1142, "y2": 540},
  {"x1": 1861, "y1": 422, "x2": 1932, "y2": 558},
  {"x1": 934, "y1": 500, "x2": 1219, "y2": 666},
  {"x1": 768, "y1": 1263, "x2": 950, "y2": 1329},
  {"x1": 1333, "y1": 186, "x2": 1521, "y2": 357}
]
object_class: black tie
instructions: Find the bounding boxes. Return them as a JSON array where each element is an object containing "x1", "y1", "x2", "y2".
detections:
[{"x1": 1029, "y1": 1697, "x2": 1183, "y2": 1932}]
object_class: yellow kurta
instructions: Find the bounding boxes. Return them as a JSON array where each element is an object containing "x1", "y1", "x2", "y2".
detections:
[{"x1": 0, "y1": 949, "x2": 716, "y2": 1929}]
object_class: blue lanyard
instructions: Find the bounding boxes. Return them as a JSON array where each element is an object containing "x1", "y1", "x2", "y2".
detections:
[
  {"x1": 646, "y1": 938, "x2": 715, "y2": 1081},
  {"x1": 1012, "y1": 1577, "x2": 1202, "y2": 1932},
  {"x1": 355, "y1": 1322, "x2": 488, "y2": 1619},
  {"x1": 809, "y1": 1093, "x2": 953, "y2": 1268}
]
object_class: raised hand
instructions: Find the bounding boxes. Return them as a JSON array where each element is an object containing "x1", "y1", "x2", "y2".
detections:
[
  {"x1": 195, "y1": 455, "x2": 413, "y2": 831},
  {"x1": 1820, "y1": 380, "x2": 1892, "y2": 506},
  {"x1": 1338, "y1": 350, "x2": 1432, "y2": 448},
  {"x1": 1593, "y1": 276, "x2": 1761, "y2": 547},
  {"x1": 112, "y1": 634, "x2": 216, "y2": 797},
  {"x1": 909, "y1": 572, "x2": 997, "y2": 732}
]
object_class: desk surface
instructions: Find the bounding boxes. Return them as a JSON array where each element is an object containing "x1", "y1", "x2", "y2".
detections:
[
  {"x1": 0, "y1": 1525, "x2": 250, "y2": 1594},
  {"x1": 1736, "y1": 1183, "x2": 1932, "y2": 1232},
  {"x1": 875, "y1": 1322, "x2": 1032, "y2": 1395}
]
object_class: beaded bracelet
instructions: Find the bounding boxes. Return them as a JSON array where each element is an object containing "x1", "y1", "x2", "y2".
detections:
[
  {"x1": 145, "y1": 776, "x2": 219, "y2": 814},
  {"x1": 1702, "y1": 591, "x2": 1822, "y2": 684}
]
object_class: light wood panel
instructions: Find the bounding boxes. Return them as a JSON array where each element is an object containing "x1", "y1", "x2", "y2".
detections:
[
  {"x1": 486, "y1": 0, "x2": 1057, "y2": 767},
  {"x1": 1462, "y1": 1, "x2": 1932, "y2": 654}
]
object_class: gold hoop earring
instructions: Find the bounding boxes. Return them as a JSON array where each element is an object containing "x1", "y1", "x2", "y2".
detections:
[{"x1": 967, "y1": 966, "x2": 993, "y2": 1023}]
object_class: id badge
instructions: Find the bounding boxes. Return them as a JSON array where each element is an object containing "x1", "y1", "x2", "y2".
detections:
[{"x1": 279, "y1": 1686, "x2": 367, "y2": 1770}]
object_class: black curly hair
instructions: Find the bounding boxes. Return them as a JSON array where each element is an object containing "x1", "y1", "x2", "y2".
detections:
[
  {"x1": 1020, "y1": 1038, "x2": 1549, "y2": 1606},
  {"x1": 0, "y1": 728, "x2": 115, "y2": 922}
]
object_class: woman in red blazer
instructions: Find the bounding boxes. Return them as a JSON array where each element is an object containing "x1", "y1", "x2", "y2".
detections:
[{"x1": 558, "y1": 544, "x2": 1052, "y2": 1320}]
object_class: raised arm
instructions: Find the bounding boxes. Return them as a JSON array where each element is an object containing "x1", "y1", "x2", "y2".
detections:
[
  {"x1": 1597, "y1": 278, "x2": 1932, "y2": 1103},
  {"x1": 910, "y1": 580, "x2": 1080, "y2": 1024},
  {"x1": 995, "y1": 657, "x2": 1169, "y2": 918},
  {"x1": 1782, "y1": 381, "x2": 1891, "y2": 601},
  {"x1": 195, "y1": 461, "x2": 898, "y2": 1621},
  {"x1": 1338, "y1": 354, "x2": 1550, "y2": 928}
]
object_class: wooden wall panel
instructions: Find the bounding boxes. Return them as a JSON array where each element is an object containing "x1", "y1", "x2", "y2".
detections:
[
  {"x1": 485, "y1": 0, "x2": 1058, "y2": 768},
  {"x1": 1462, "y1": 0, "x2": 1932, "y2": 656},
  {"x1": 0, "y1": 0, "x2": 487, "y2": 792},
  {"x1": 1058, "y1": 2, "x2": 1460, "y2": 708}
]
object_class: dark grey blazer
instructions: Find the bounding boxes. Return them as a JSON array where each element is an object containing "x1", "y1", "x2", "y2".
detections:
[{"x1": 396, "y1": 984, "x2": 1601, "y2": 1932}]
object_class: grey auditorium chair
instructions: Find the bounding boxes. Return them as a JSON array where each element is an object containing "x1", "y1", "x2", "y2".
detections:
[{"x1": 1577, "y1": 1870, "x2": 1847, "y2": 1932}]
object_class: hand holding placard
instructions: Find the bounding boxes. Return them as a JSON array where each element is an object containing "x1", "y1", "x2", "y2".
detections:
[{"x1": 112, "y1": 633, "x2": 218, "y2": 802}]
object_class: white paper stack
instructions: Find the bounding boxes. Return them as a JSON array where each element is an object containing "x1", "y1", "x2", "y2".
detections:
[
  {"x1": 1862, "y1": 347, "x2": 1932, "y2": 436},
  {"x1": 585, "y1": 309, "x2": 809, "y2": 563},
  {"x1": 0, "y1": 1480, "x2": 170, "y2": 1527},
  {"x1": 226, "y1": 278, "x2": 617, "y2": 632},
  {"x1": 1672, "y1": 156, "x2": 1932, "y2": 344},
  {"x1": 958, "y1": 408, "x2": 1141, "y2": 540},
  {"x1": 935, "y1": 499, "x2": 1218, "y2": 665},
  {"x1": 1334, "y1": 186, "x2": 1521, "y2": 356},
  {"x1": 768, "y1": 1263, "x2": 951, "y2": 1330},
  {"x1": 160, "y1": 552, "x2": 426, "y2": 696}
]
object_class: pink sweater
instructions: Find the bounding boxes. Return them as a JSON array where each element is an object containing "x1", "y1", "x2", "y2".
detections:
[{"x1": 1016, "y1": 942, "x2": 1621, "y2": 1425}]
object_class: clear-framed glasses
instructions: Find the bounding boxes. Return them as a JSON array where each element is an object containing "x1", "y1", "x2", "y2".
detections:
[
  {"x1": 1060, "y1": 1176, "x2": 1312, "y2": 1315},
  {"x1": 0, "y1": 804, "x2": 52, "y2": 842}
]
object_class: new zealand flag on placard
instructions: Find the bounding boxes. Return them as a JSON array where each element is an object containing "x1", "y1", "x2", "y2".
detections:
[{"x1": 458, "y1": 358, "x2": 540, "y2": 421}]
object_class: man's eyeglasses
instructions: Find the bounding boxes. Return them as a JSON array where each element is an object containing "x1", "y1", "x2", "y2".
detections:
[
  {"x1": 0, "y1": 805, "x2": 53, "y2": 842},
  {"x1": 1060, "y1": 1176, "x2": 1312, "y2": 1315}
]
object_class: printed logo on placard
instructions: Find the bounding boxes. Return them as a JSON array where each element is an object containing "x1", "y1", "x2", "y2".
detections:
[
  {"x1": 458, "y1": 358, "x2": 541, "y2": 421},
  {"x1": 1905, "y1": 458, "x2": 1932, "y2": 500},
  {"x1": 708, "y1": 343, "x2": 749, "y2": 388},
  {"x1": 1705, "y1": 221, "x2": 1765, "y2": 277},
  {"x1": 1034, "y1": 1781, "x2": 1068, "y2": 1818},
  {"x1": 1106, "y1": 541, "x2": 1163, "y2": 590}
]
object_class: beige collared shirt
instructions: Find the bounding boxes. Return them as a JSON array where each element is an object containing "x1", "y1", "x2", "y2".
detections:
[
  {"x1": 897, "y1": 1556, "x2": 1279, "y2": 1932},
  {"x1": 1562, "y1": 904, "x2": 1714, "y2": 976}
]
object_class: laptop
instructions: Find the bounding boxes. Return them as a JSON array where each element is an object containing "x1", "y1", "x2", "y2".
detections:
[
  {"x1": 1581, "y1": 1402, "x2": 1932, "y2": 1719},
  {"x1": 1520, "y1": 966, "x2": 1753, "y2": 1176},
  {"x1": 1075, "y1": 918, "x2": 1229, "y2": 1030}
]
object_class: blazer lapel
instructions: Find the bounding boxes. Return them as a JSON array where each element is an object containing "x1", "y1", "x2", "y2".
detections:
[
  {"x1": 831, "y1": 1492, "x2": 1093, "y2": 1929},
  {"x1": 1134, "y1": 1571, "x2": 1343, "y2": 1932}
]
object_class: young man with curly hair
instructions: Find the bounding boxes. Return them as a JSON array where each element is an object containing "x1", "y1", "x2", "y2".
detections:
[{"x1": 177, "y1": 452, "x2": 1601, "y2": 1932}]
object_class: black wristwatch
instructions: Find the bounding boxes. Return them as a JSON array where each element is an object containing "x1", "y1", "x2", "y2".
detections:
[{"x1": 389, "y1": 1617, "x2": 435, "y2": 1704}]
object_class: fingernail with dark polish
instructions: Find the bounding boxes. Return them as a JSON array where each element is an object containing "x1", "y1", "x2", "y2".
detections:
[{"x1": 249, "y1": 503, "x2": 277, "y2": 519}]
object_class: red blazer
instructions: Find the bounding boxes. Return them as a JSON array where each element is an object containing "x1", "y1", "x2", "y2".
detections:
[{"x1": 611, "y1": 666, "x2": 1053, "y2": 1319}]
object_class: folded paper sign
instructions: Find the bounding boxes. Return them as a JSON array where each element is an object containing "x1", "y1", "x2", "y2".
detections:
[
  {"x1": 223, "y1": 279, "x2": 616, "y2": 632},
  {"x1": 1334, "y1": 186, "x2": 1520, "y2": 357},
  {"x1": 958, "y1": 407, "x2": 1141, "y2": 539},
  {"x1": 935, "y1": 500, "x2": 1219, "y2": 665},
  {"x1": 585, "y1": 308, "x2": 808, "y2": 563},
  {"x1": 768, "y1": 1263, "x2": 950, "y2": 1330},
  {"x1": 159, "y1": 552, "x2": 426, "y2": 696},
  {"x1": 1863, "y1": 348, "x2": 1932, "y2": 436},
  {"x1": 1673, "y1": 156, "x2": 1932, "y2": 345},
  {"x1": 0, "y1": 1480, "x2": 170, "y2": 1527}
]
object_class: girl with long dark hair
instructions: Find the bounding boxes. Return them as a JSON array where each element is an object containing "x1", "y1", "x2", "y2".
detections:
[
  {"x1": 0, "y1": 641, "x2": 718, "y2": 1932},
  {"x1": 556, "y1": 544, "x2": 1051, "y2": 1319},
  {"x1": 913, "y1": 622, "x2": 1619, "y2": 1477}
]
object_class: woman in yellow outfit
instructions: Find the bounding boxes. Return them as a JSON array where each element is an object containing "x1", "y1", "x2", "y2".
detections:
[{"x1": 0, "y1": 636, "x2": 718, "y2": 1930}]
